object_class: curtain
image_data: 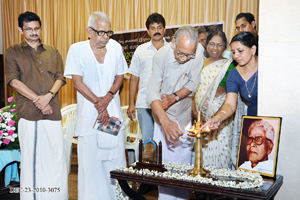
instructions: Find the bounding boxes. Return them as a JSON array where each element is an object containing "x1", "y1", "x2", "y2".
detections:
[{"x1": 2, "y1": 0, "x2": 259, "y2": 108}]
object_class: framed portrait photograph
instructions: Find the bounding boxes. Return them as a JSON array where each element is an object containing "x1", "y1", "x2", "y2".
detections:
[
  {"x1": 236, "y1": 116, "x2": 282, "y2": 178},
  {"x1": 142, "y1": 139, "x2": 158, "y2": 164}
]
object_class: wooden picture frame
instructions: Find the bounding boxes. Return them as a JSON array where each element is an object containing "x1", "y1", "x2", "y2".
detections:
[
  {"x1": 142, "y1": 139, "x2": 157, "y2": 164},
  {"x1": 236, "y1": 116, "x2": 282, "y2": 178}
]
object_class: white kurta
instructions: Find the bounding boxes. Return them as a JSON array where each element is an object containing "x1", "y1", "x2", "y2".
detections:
[
  {"x1": 129, "y1": 39, "x2": 167, "y2": 108},
  {"x1": 64, "y1": 39, "x2": 128, "y2": 200}
]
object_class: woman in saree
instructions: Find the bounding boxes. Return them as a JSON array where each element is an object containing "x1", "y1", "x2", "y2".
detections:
[
  {"x1": 201, "y1": 32, "x2": 258, "y2": 167},
  {"x1": 192, "y1": 31, "x2": 243, "y2": 169}
]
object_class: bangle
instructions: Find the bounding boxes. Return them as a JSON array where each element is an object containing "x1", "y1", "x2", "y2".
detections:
[
  {"x1": 48, "y1": 91, "x2": 55, "y2": 98},
  {"x1": 212, "y1": 115, "x2": 222, "y2": 123},
  {"x1": 219, "y1": 110, "x2": 227, "y2": 118}
]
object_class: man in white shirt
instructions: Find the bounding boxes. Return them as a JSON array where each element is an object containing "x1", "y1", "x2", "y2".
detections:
[
  {"x1": 127, "y1": 13, "x2": 167, "y2": 142},
  {"x1": 147, "y1": 26, "x2": 203, "y2": 200},
  {"x1": 64, "y1": 11, "x2": 128, "y2": 200},
  {"x1": 239, "y1": 120, "x2": 275, "y2": 175}
]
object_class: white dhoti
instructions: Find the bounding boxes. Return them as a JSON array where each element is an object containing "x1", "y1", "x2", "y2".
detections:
[
  {"x1": 18, "y1": 118, "x2": 68, "y2": 200},
  {"x1": 153, "y1": 122, "x2": 193, "y2": 200},
  {"x1": 77, "y1": 132, "x2": 126, "y2": 200}
]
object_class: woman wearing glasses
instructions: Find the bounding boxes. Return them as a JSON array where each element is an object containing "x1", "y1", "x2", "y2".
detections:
[
  {"x1": 192, "y1": 31, "x2": 238, "y2": 169},
  {"x1": 201, "y1": 32, "x2": 258, "y2": 168}
]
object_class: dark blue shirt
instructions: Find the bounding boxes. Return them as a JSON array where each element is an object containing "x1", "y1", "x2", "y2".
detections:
[{"x1": 226, "y1": 68, "x2": 258, "y2": 116}]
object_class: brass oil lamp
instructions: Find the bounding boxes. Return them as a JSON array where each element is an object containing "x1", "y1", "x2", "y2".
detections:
[{"x1": 186, "y1": 111, "x2": 210, "y2": 177}]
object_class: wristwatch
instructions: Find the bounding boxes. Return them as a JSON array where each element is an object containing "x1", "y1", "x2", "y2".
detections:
[
  {"x1": 173, "y1": 92, "x2": 179, "y2": 102},
  {"x1": 48, "y1": 91, "x2": 55, "y2": 98}
]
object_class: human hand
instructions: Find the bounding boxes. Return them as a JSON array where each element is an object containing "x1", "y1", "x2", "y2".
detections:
[
  {"x1": 94, "y1": 94, "x2": 112, "y2": 114},
  {"x1": 201, "y1": 116, "x2": 220, "y2": 131},
  {"x1": 33, "y1": 94, "x2": 52, "y2": 110},
  {"x1": 97, "y1": 109, "x2": 109, "y2": 126},
  {"x1": 160, "y1": 118, "x2": 184, "y2": 143},
  {"x1": 41, "y1": 104, "x2": 53, "y2": 115},
  {"x1": 127, "y1": 104, "x2": 136, "y2": 121},
  {"x1": 161, "y1": 94, "x2": 176, "y2": 110}
]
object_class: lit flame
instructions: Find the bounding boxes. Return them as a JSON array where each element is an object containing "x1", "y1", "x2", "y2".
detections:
[
  {"x1": 201, "y1": 125, "x2": 211, "y2": 132},
  {"x1": 185, "y1": 124, "x2": 197, "y2": 134},
  {"x1": 184, "y1": 120, "x2": 211, "y2": 135}
]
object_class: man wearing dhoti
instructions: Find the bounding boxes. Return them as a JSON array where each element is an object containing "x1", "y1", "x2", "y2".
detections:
[
  {"x1": 64, "y1": 11, "x2": 128, "y2": 200},
  {"x1": 5, "y1": 11, "x2": 68, "y2": 200},
  {"x1": 147, "y1": 26, "x2": 204, "y2": 200}
]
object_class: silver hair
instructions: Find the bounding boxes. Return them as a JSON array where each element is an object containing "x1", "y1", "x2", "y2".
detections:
[
  {"x1": 174, "y1": 26, "x2": 199, "y2": 47},
  {"x1": 88, "y1": 11, "x2": 111, "y2": 28},
  {"x1": 248, "y1": 120, "x2": 275, "y2": 143}
]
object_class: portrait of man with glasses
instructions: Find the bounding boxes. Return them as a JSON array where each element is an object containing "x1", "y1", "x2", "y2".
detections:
[{"x1": 238, "y1": 118, "x2": 280, "y2": 176}]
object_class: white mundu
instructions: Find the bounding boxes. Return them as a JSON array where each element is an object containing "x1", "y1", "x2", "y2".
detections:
[
  {"x1": 18, "y1": 119, "x2": 68, "y2": 200},
  {"x1": 64, "y1": 38, "x2": 128, "y2": 200}
]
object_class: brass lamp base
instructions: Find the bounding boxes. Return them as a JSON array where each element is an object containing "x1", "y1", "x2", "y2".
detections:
[
  {"x1": 188, "y1": 165, "x2": 209, "y2": 177},
  {"x1": 187, "y1": 131, "x2": 210, "y2": 177}
]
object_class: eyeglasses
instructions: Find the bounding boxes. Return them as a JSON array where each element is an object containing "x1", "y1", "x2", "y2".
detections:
[
  {"x1": 89, "y1": 27, "x2": 114, "y2": 37},
  {"x1": 23, "y1": 27, "x2": 42, "y2": 32},
  {"x1": 208, "y1": 42, "x2": 224, "y2": 49},
  {"x1": 247, "y1": 136, "x2": 271, "y2": 145},
  {"x1": 235, "y1": 23, "x2": 247, "y2": 32},
  {"x1": 176, "y1": 50, "x2": 196, "y2": 59}
]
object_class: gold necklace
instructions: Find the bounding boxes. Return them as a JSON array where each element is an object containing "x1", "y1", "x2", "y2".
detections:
[{"x1": 245, "y1": 70, "x2": 258, "y2": 99}]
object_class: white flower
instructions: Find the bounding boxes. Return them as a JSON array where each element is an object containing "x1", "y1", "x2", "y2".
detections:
[
  {"x1": 118, "y1": 162, "x2": 264, "y2": 189},
  {"x1": 8, "y1": 136, "x2": 15, "y2": 142}
]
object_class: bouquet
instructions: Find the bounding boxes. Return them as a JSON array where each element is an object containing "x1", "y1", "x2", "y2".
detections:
[{"x1": 0, "y1": 92, "x2": 20, "y2": 150}]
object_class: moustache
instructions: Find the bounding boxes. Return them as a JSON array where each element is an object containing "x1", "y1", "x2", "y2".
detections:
[
  {"x1": 154, "y1": 32, "x2": 161, "y2": 36},
  {"x1": 30, "y1": 34, "x2": 39, "y2": 37}
]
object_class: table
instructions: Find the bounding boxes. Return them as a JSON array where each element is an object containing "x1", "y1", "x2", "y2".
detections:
[
  {"x1": 0, "y1": 149, "x2": 21, "y2": 191},
  {"x1": 110, "y1": 170, "x2": 283, "y2": 200}
]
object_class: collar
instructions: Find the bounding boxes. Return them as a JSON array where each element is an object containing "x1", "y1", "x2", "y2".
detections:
[
  {"x1": 21, "y1": 39, "x2": 44, "y2": 50},
  {"x1": 149, "y1": 37, "x2": 167, "y2": 48}
]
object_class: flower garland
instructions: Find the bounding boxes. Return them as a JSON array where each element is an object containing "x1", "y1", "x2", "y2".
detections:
[
  {"x1": 115, "y1": 162, "x2": 264, "y2": 199},
  {"x1": 0, "y1": 92, "x2": 20, "y2": 150}
]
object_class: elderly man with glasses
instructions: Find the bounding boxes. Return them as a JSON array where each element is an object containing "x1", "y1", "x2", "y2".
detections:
[
  {"x1": 64, "y1": 11, "x2": 127, "y2": 200},
  {"x1": 239, "y1": 120, "x2": 275, "y2": 174},
  {"x1": 147, "y1": 26, "x2": 203, "y2": 200}
]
